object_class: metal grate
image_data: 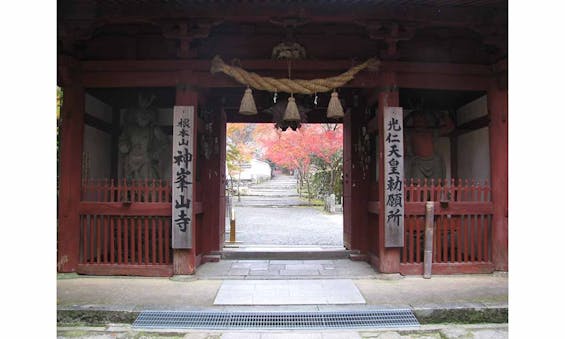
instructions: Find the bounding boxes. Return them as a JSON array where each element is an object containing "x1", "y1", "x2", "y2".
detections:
[{"x1": 133, "y1": 309, "x2": 420, "y2": 330}]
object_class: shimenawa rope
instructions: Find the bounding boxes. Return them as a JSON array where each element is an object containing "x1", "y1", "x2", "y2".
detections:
[{"x1": 210, "y1": 55, "x2": 380, "y2": 95}]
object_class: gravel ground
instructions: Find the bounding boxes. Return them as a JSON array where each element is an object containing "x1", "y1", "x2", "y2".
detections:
[{"x1": 226, "y1": 175, "x2": 343, "y2": 246}]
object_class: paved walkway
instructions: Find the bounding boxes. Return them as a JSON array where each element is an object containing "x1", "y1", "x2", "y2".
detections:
[
  {"x1": 57, "y1": 323, "x2": 509, "y2": 338},
  {"x1": 227, "y1": 175, "x2": 343, "y2": 246},
  {"x1": 195, "y1": 259, "x2": 377, "y2": 279},
  {"x1": 58, "y1": 271, "x2": 507, "y2": 311},
  {"x1": 57, "y1": 271, "x2": 508, "y2": 337}
]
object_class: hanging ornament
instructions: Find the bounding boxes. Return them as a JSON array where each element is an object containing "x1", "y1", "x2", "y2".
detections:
[
  {"x1": 238, "y1": 87, "x2": 258, "y2": 115},
  {"x1": 327, "y1": 90, "x2": 344, "y2": 119},
  {"x1": 314, "y1": 93, "x2": 318, "y2": 106},
  {"x1": 283, "y1": 95, "x2": 301, "y2": 122},
  {"x1": 273, "y1": 91, "x2": 278, "y2": 103}
]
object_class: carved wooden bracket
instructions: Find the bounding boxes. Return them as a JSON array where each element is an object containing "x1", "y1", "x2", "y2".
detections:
[
  {"x1": 360, "y1": 21, "x2": 420, "y2": 59},
  {"x1": 161, "y1": 20, "x2": 222, "y2": 58}
]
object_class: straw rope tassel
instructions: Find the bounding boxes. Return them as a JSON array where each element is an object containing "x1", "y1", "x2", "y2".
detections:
[
  {"x1": 327, "y1": 91, "x2": 344, "y2": 119},
  {"x1": 239, "y1": 87, "x2": 258, "y2": 115},
  {"x1": 283, "y1": 96, "x2": 301, "y2": 122}
]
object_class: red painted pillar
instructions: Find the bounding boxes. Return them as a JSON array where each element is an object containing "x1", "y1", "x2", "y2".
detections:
[
  {"x1": 217, "y1": 109, "x2": 227, "y2": 250},
  {"x1": 377, "y1": 71, "x2": 401, "y2": 273},
  {"x1": 343, "y1": 105, "x2": 369, "y2": 253},
  {"x1": 200, "y1": 101, "x2": 224, "y2": 254},
  {"x1": 342, "y1": 107, "x2": 353, "y2": 249},
  {"x1": 174, "y1": 85, "x2": 198, "y2": 274},
  {"x1": 488, "y1": 85, "x2": 508, "y2": 271},
  {"x1": 58, "y1": 84, "x2": 85, "y2": 272}
]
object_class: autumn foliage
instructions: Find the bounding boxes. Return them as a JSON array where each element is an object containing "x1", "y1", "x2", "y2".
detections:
[{"x1": 226, "y1": 123, "x2": 343, "y2": 202}]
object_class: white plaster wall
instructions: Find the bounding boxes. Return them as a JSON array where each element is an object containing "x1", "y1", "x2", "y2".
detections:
[
  {"x1": 456, "y1": 94, "x2": 490, "y2": 182},
  {"x1": 85, "y1": 94, "x2": 113, "y2": 123},
  {"x1": 83, "y1": 94, "x2": 113, "y2": 180},
  {"x1": 457, "y1": 95, "x2": 487, "y2": 125},
  {"x1": 83, "y1": 125, "x2": 112, "y2": 180},
  {"x1": 457, "y1": 127, "x2": 490, "y2": 182}
]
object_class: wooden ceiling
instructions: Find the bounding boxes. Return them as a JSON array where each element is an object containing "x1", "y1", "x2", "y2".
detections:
[{"x1": 59, "y1": 0, "x2": 507, "y2": 64}]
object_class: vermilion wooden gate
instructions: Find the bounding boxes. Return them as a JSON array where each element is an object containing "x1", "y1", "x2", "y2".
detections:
[
  {"x1": 400, "y1": 179, "x2": 494, "y2": 275},
  {"x1": 77, "y1": 179, "x2": 174, "y2": 276}
]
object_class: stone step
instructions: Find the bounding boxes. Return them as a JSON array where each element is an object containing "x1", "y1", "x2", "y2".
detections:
[{"x1": 222, "y1": 247, "x2": 350, "y2": 260}]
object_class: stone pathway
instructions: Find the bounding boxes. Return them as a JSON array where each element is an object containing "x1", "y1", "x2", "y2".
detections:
[
  {"x1": 214, "y1": 279, "x2": 365, "y2": 305},
  {"x1": 226, "y1": 175, "x2": 343, "y2": 246},
  {"x1": 196, "y1": 259, "x2": 377, "y2": 279},
  {"x1": 57, "y1": 324, "x2": 509, "y2": 338}
]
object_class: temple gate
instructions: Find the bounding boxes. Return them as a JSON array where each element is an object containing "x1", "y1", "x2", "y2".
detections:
[{"x1": 58, "y1": 0, "x2": 508, "y2": 276}]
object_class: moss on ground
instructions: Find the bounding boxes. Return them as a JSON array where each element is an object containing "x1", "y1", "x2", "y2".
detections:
[{"x1": 414, "y1": 307, "x2": 507, "y2": 324}]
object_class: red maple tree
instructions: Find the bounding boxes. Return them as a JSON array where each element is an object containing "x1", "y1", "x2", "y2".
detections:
[{"x1": 256, "y1": 123, "x2": 343, "y2": 201}]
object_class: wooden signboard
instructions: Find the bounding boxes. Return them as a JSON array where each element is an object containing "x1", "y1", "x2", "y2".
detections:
[
  {"x1": 383, "y1": 107, "x2": 404, "y2": 247},
  {"x1": 172, "y1": 106, "x2": 194, "y2": 249}
]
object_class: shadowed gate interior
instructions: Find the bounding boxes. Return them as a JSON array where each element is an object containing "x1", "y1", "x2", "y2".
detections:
[
  {"x1": 58, "y1": 0, "x2": 507, "y2": 277},
  {"x1": 77, "y1": 85, "x2": 493, "y2": 276}
]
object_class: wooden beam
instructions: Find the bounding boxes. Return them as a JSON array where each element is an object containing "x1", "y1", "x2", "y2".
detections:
[
  {"x1": 399, "y1": 262, "x2": 494, "y2": 275},
  {"x1": 81, "y1": 59, "x2": 492, "y2": 75},
  {"x1": 79, "y1": 202, "x2": 171, "y2": 216},
  {"x1": 82, "y1": 69, "x2": 489, "y2": 91},
  {"x1": 80, "y1": 59, "x2": 492, "y2": 91},
  {"x1": 404, "y1": 202, "x2": 493, "y2": 215},
  {"x1": 451, "y1": 115, "x2": 491, "y2": 137},
  {"x1": 77, "y1": 264, "x2": 173, "y2": 277},
  {"x1": 395, "y1": 73, "x2": 489, "y2": 91},
  {"x1": 84, "y1": 113, "x2": 112, "y2": 134}
]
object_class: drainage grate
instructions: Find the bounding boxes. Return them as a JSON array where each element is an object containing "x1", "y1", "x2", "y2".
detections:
[{"x1": 133, "y1": 310, "x2": 420, "y2": 330}]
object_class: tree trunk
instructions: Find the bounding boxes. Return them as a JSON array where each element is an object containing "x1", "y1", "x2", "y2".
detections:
[
  {"x1": 237, "y1": 171, "x2": 241, "y2": 202},
  {"x1": 306, "y1": 176, "x2": 311, "y2": 204}
]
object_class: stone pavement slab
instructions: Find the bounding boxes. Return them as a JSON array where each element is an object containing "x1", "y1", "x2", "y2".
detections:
[
  {"x1": 195, "y1": 259, "x2": 379, "y2": 279},
  {"x1": 58, "y1": 274, "x2": 506, "y2": 312},
  {"x1": 56, "y1": 324, "x2": 508, "y2": 338},
  {"x1": 214, "y1": 279, "x2": 366, "y2": 305}
]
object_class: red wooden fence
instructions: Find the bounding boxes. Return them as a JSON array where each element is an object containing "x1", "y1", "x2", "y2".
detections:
[
  {"x1": 81, "y1": 179, "x2": 172, "y2": 203},
  {"x1": 77, "y1": 179, "x2": 173, "y2": 276},
  {"x1": 400, "y1": 178, "x2": 494, "y2": 275}
]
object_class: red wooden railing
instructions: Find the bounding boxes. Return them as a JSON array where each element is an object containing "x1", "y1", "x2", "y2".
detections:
[
  {"x1": 81, "y1": 179, "x2": 172, "y2": 203},
  {"x1": 77, "y1": 179, "x2": 173, "y2": 276},
  {"x1": 400, "y1": 178, "x2": 494, "y2": 275}
]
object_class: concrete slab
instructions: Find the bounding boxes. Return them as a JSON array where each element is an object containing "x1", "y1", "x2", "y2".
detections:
[
  {"x1": 213, "y1": 279, "x2": 366, "y2": 306},
  {"x1": 285, "y1": 264, "x2": 324, "y2": 270},
  {"x1": 279, "y1": 270, "x2": 320, "y2": 276}
]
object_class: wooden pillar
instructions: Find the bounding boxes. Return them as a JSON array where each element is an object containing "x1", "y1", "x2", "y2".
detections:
[
  {"x1": 487, "y1": 84, "x2": 508, "y2": 271},
  {"x1": 342, "y1": 107, "x2": 353, "y2": 249},
  {"x1": 58, "y1": 83, "x2": 85, "y2": 272},
  {"x1": 376, "y1": 71, "x2": 401, "y2": 273},
  {"x1": 218, "y1": 108, "x2": 227, "y2": 250},
  {"x1": 200, "y1": 100, "x2": 224, "y2": 254},
  {"x1": 174, "y1": 85, "x2": 198, "y2": 274},
  {"x1": 343, "y1": 105, "x2": 369, "y2": 252}
]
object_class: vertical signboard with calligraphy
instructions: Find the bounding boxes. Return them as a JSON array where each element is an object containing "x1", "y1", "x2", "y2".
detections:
[
  {"x1": 383, "y1": 107, "x2": 404, "y2": 247},
  {"x1": 172, "y1": 106, "x2": 194, "y2": 249}
]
